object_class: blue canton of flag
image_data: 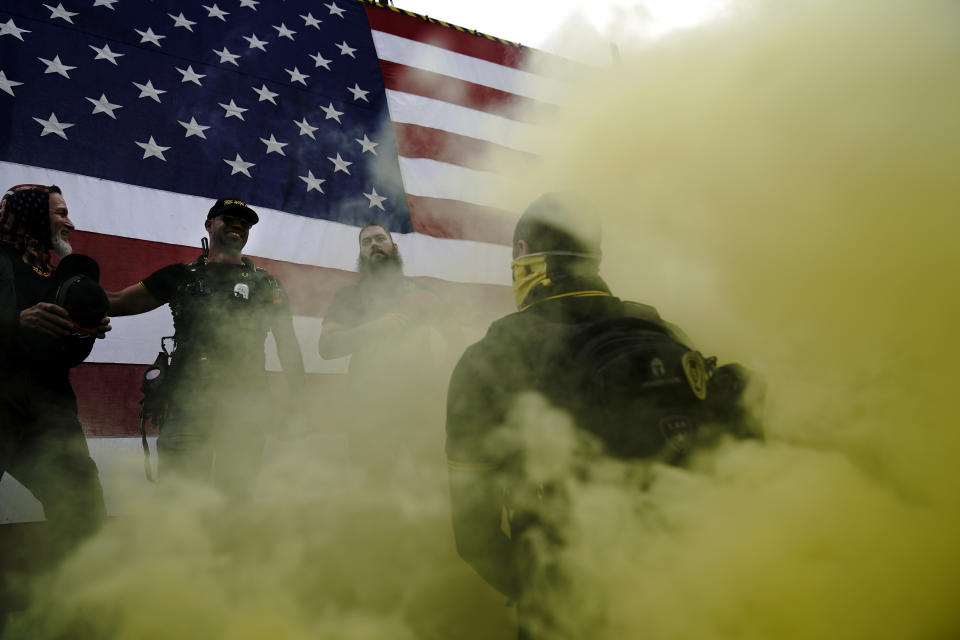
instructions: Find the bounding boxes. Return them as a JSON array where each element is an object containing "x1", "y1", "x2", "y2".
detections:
[{"x1": 0, "y1": 0, "x2": 410, "y2": 232}]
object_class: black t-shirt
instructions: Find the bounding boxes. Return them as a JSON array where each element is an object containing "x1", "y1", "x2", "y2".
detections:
[
  {"x1": 323, "y1": 274, "x2": 443, "y2": 381},
  {"x1": 323, "y1": 275, "x2": 424, "y2": 328},
  {"x1": 142, "y1": 260, "x2": 290, "y2": 392},
  {"x1": 0, "y1": 244, "x2": 81, "y2": 387}
]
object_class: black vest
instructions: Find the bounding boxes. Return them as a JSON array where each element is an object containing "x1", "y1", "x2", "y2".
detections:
[{"x1": 167, "y1": 258, "x2": 279, "y2": 391}]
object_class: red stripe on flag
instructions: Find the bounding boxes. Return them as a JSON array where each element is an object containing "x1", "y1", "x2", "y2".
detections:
[
  {"x1": 72, "y1": 364, "x2": 354, "y2": 437},
  {"x1": 67, "y1": 230, "x2": 512, "y2": 319},
  {"x1": 379, "y1": 59, "x2": 549, "y2": 121},
  {"x1": 67, "y1": 231, "x2": 357, "y2": 317},
  {"x1": 365, "y1": 5, "x2": 528, "y2": 69},
  {"x1": 393, "y1": 122, "x2": 539, "y2": 172},
  {"x1": 73, "y1": 363, "x2": 144, "y2": 436},
  {"x1": 407, "y1": 195, "x2": 516, "y2": 246},
  {"x1": 71, "y1": 281, "x2": 512, "y2": 437},
  {"x1": 68, "y1": 233, "x2": 200, "y2": 292},
  {"x1": 243, "y1": 259, "x2": 355, "y2": 317}
]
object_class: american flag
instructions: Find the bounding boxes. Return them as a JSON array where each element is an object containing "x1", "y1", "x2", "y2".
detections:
[{"x1": 0, "y1": 0, "x2": 564, "y2": 519}]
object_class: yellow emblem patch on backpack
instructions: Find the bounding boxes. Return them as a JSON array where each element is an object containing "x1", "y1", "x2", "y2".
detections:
[{"x1": 682, "y1": 350, "x2": 708, "y2": 400}]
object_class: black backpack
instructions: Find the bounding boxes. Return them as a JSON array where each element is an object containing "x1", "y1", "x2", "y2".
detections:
[{"x1": 563, "y1": 314, "x2": 760, "y2": 464}]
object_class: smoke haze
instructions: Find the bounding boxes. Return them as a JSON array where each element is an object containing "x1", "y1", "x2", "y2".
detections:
[
  {"x1": 7, "y1": 0, "x2": 960, "y2": 638},
  {"x1": 507, "y1": 0, "x2": 960, "y2": 637}
]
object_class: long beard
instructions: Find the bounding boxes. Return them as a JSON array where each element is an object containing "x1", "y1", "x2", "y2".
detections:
[
  {"x1": 357, "y1": 250, "x2": 403, "y2": 279},
  {"x1": 51, "y1": 232, "x2": 72, "y2": 258}
]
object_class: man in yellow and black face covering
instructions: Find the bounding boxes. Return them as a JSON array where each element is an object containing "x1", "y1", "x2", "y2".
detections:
[{"x1": 445, "y1": 193, "x2": 756, "y2": 640}]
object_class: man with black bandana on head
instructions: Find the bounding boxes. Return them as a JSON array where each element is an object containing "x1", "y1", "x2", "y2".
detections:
[
  {"x1": 0, "y1": 184, "x2": 110, "y2": 572},
  {"x1": 446, "y1": 193, "x2": 759, "y2": 639},
  {"x1": 107, "y1": 198, "x2": 304, "y2": 499},
  {"x1": 318, "y1": 222, "x2": 452, "y2": 487}
]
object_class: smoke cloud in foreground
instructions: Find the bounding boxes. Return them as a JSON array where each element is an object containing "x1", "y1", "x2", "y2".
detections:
[
  {"x1": 505, "y1": 0, "x2": 960, "y2": 637},
  {"x1": 8, "y1": 0, "x2": 960, "y2": 638}
]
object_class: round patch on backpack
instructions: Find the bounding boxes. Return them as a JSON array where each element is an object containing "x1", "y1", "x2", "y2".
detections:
[{"x1": 682, "y1": 350, "x2": 708, "y2": 400}]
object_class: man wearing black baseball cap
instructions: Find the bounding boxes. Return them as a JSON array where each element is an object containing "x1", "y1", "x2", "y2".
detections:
[
  {"x1": 108, "y1": 197, "x2": 303, "y2": 498},
  {"x1": 206, "y1": 197, "x2": 259, "y2": 226}
]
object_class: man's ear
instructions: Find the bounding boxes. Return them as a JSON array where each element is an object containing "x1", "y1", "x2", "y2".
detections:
[
  {"x1": 514, "y1": 239, "x2": 530, "y2": 259},
  {"x1": 204, "y1": 219, "x2": 213, "y2": 232}
]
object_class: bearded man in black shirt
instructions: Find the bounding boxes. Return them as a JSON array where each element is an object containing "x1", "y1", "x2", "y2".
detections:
[
  {"x1": 108, "y1": 198, "x2": 304, "y2": 498},
  {"x1": 318, "y1": 222, "x2": 452, "y2": 487},
  {"x1": 0, "y1": 183, "x2": 110, "y2": 565}
]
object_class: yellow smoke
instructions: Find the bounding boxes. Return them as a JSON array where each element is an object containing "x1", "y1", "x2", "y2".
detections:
[
  {"x1": 505, "y1": 0, "x2": 960, "y2": 637},
  {"x1": 8, "y1": 1, "x2": 960, "y2": 638}
]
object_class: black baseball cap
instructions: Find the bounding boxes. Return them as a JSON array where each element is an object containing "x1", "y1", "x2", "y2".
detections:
[
  {"x1": 56, "y1": 253, "x2": 100, "y2": 282},
  {"x1": 207, "y1": 198, "x2": 259, "y2": 225},
  {"x1": 53, "y1": 254, "x2": 108, "y2": 331}
]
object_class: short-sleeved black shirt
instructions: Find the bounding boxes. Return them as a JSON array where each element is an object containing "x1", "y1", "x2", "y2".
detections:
[
  {"x1": 323, "y1": 276, "x2": 426, "y2": 328},
  {"x1": 142, "y1": 260, "x2": 290, "y2": 392},
  {"x1": 323, "y1": 275, "x2": 442, "y2": 381}
]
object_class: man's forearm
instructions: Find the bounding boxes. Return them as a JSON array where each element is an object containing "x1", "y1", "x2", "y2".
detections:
[
  {"x1": 316, "y1": 324, "x2": 359, "y2": 359},
  {"x1": 107, "y1": 283, "x2": 162, "y2": 317},
  {"x1": 317, "y1": 313, "x2": 405, "y2": 359}
]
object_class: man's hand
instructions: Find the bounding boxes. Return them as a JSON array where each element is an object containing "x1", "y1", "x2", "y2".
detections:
[
  {"x1": 19, "y1": 302, "x2": 74, "y2": 338},
  {"x1": 318, "y1": 290, "x2": 439, "y2": 359},
  {"x1": 376, "y1": 310, "x2": 412, "y2": 333},
  {"x1": 396, "y1": 288, "x2": 443, "y2": 321},
  {"x1": 95, "y1": 316, "x2": 112, "y2": 339}
]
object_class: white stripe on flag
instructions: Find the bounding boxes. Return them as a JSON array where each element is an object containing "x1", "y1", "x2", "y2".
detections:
[
  {"x1": 401, "y1": 233, "x2": 511, "y2": 283},
  {"x1": 385, "y1": 90, "x2": 541, "y2": 154},
  {"x1": 371, "y1": 30, "x2": 562, "y2": 103},
  {"x1": 0, "y1": 161, "x2": 512, "y2": 284},
  {"x1": 397, "y1": 157, "x2": 517, "y2": 212}
]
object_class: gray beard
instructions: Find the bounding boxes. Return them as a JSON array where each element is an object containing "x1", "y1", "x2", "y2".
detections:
[{"x1": 51, "y1": 233, "x2": 72, "y2": 258}]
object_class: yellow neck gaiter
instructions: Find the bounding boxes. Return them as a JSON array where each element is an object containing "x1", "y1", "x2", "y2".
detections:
[{"x1": 511, "y1": 253, "x2": 551, "y2": 309}]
